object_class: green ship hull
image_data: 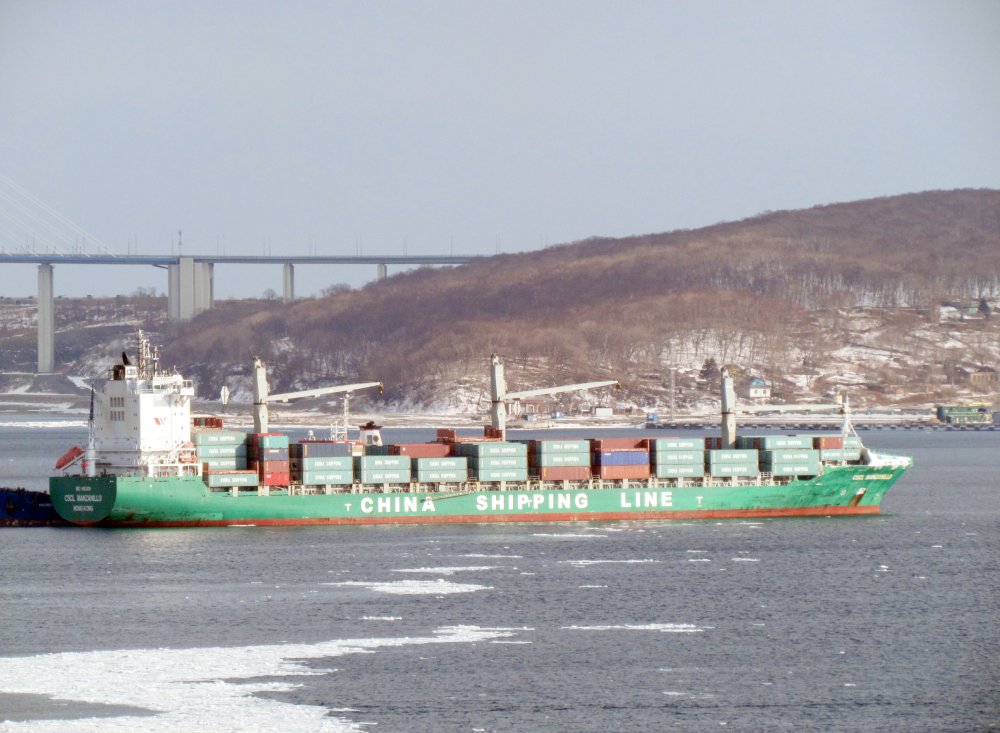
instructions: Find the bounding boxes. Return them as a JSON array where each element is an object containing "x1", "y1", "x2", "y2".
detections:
[{"x1": 49, "y1": 464, "x2": 905, "y2": 527}]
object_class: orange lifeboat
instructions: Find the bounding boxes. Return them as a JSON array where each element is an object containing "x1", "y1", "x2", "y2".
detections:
[{"x1": 55, "y1": 445, "x2": 84, "y2": 469}]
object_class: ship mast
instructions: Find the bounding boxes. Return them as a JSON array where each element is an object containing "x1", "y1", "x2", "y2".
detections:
[
  {"x1": 489, "y1": 354, "x2": 619, "y2": 440},
  {"x1": 720, "y1": 367, "x2": 737, "y2": 449}
]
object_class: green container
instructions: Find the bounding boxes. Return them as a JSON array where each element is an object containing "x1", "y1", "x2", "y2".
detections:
[
  {"x1": 201, "y1": 457, "x2": 247, "y2": 470},
  {"x1": 757, "y1": 435, "x2": 814, "y2": 450},
  {"x1": 204, "y1": 471, "x2": 258, "y2": 488},
  {"x1": 357, "y1": 469, "x2": 411, "y2": 484},
  {"x1": 528, "y1": 439, "x2": 591, "y2": 454},
  {"x1": 473, "y1": 468, "x2": 529, "y2": 482},
  {"x1": 193, "y1": 430, "x2": 246, "y2": 446},
  {"x1": 530, "y1": 452, "x2": 590, "y2": 467},
  {"x1": 707, "y1": 449, "x2": 757, "y2": 464},
  {"x1": 255, "y1": 435, "x2": 289, "y2": 449},
  {"x1": 456, "y1": 442, "x2": 527, "y2": 458},
  {"x1": 364, "y1": 445, "x2": 392, "y2": 456},
  {"x1": 469, "y1": 456, "x2": 529, "y2": 469},
  {"x1": 708, "y1": 464, "x2": 758, "y2": 477},
  {"x1": 649, "y1": 437, "x2": 702, "y2": 450},
  {"x1": 760, "y1": 449, "x2": 818, "y2": 463},
  {"x1": 196, "y1": 443, "x2": 248, "y2": 458},
  {"x1": 300, "y1": 470, "x2": 354, "y2": 485},
  {"x1": 819, "y1": 448, "x2": 862, "y2": 461},
  {"x1": 355, "y1": 455, "x2": 410, "y2": 470},
  {"x1": 844, "y1": 436, "x2": 862, "y2": 448},
  {"x1": 763, "y1": 461, "x2": 821, "y2": 476},
  {"x1": 294, "y1": 456, "x2": 353, "y2": 471},
  {"x1": 652, "y1": 450, "x2": 705, "y2": 464},
  {"x1": 414, "y1": 468, "x2": 468, "y2": 483},
  {"x1": 414, "y1": 457, "x2": 467, "y2": 471},
  {"x1": 654, "y1": 464, "x2": 704, "y2": 478}
]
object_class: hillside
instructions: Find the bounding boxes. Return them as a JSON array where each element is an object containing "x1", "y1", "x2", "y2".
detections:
[{"x1": 2, "y1": 189, "x2": 999, "y2": 414}]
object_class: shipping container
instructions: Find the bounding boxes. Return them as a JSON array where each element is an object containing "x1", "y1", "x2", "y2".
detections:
[
  {"x1": 472, "y1": 468, "x2": 529, "y2": 482},
  {"x1": 595, "y1": 464, "x2": 650, "y2": 480},
  {"x1": 195, "y1": 443, "x2": 248, "y2": 458},
  {"x1": 653, "y1": 464, "x2": 704, "y2": 479},
  {"x1": 256, "y1": 460, "x2": 290, "y2": 475},
  {"x1": 526, "y1": 439, "x2": 592, "y2": 454},
  {"x1": 759, "y1": 449, "x2": 818, "y2": 463},
  {"x1": 414, "y1": 468, "x2": 468, "y2": 483},
  {"x1": 192, "y1": 430, "x2": 246, "y2": 446},
  {"x1": 250, "y1": 434, "x2": 289, "y2": 450},
  {"x1": 248, "y1": 446, "x2": 289, "y2": 461},
  {"x1": 536, "y1": 466, "x2": 592, "y2": 481},
  {"x1": 454, "y1": 442, "x2": 528, "y2": 458},
  {"x1": 290, "y1": 456, "x2": 353, "y2": 471},
  {"x1": 291, "y1": 441, "x2": 357, "y2": 458},
  {"x1": 529, "y1": 452, "x2": 590, "y2": 467},
  {"x1": 818, "y1": 448, "x2": 862, "y2": 462},
  {"x1": 646, "y1": 437, "x2": 702, "y2": 451},
  {"x1": 593, "y1": 450, "x2": 649, "y2": 466},
  {"x1": 707, "y1": 449, "x2": 758, "y2": 464},
  {"x1": 813, "y1": 435, "x2": 844, "y2": 449},
  {"x1": 590, "y1": 438, "x2": 647, "y2": 451},
  {"x1": 355, "y1": 455, "x2": 410, "y2": 471},
  {"x1": 356, "y1": 469, "x2": 411, "y2": 484},
  {"x1": 755, "y1": 435, "x2": 814, "y2": 450},
  {"x1": 259, "y1": 471, "x2": 290, "y2": 486},
  {"x1": 414, "y1": 456, "x2": 467, "y2": 471},
  {"x1": 762, "y1": 462, "x2": 820, "y2": 476},
  {"x1": 299, "y1": 470, "x2": 354, "y2": 485},
  {"x1": 390, "y1": 443, "x2": 453, "y2": 458},
  {"x1": 650, "y1": 450, "x2": 705, "y2": 464},
  {"x1": 707, "y1": 464, "x2": 758, "y2": 477},
  {"x1": 201, "y1": 457, "x2": 247, "y2": 471},
  {"x1": 468, "y1": 456, "x2": 529, "y2": 469},
  {"x1": 204, "y1": 470, "x2": 259, "y2": 488}
]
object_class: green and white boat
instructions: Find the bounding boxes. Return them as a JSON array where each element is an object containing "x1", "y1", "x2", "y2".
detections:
[{"x1": 50, "y1": 334, "x2": 910, "y2": 528}]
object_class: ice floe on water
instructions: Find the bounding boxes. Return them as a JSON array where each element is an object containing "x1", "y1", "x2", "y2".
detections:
[
  {"x1": 361, "y1": 616, "x2": 402, "y2": 621},
  {"x1": 390, "y1": 566, "x2": 496, "y2": 575},
  {"x1": 461, "y1": 553, "x2": 522, "y2": 559},
  {"x1": 731, "y1": 558, "x2": 760, "y2": 562},
  {"x1": 0, "y1": 626, "x2": 513, "y2": 733},
  {"x1": 531, "y1": 533, "x2": 607, "y2": 539},
  {"x1": 562, "y1": 623, "x2": 704, "y2": 633},
  {"x1": 326, "y1": 579, "x2": 492, "y2": 595},
  {"x1": 578, "y1": 584, "x2": 608, "y2": 589},
  {"x1": 562, "y1": 558, "x2": 660, "y2": 567}
]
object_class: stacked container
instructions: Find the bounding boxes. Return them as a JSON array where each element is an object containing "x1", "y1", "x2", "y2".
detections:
[
  {"x1": 591, "y1": 438, "x2": 650, "y2": 480},
  {"x1": 526, "y1": 439, "x2": 591, "y2": 481},
  {"x1": 814, "y1": 434, "x2": 862, "y2": 462},
  {"x1": 759, "y1": 448, "x2": 820, "y2": 476},
  {"x1": 290, "y1": 441, "x2": 355, "y2": 486},
  {"x1": 706, "y1": 448, "x2": 758, "y2": 477},
  {"x1": 355, "y1": 454, "x2": 411, "y2": 484},
  {"x1": 648, "y1": 437, "x2": 705, "y2": 479},
  {"x1": 454, "y1": 442, "x2": 528, "y2": 482},
  {"x1": 194, "y1": 429, "x2": 257, "y2": 487},
  {"x1": 413, "y1": 456, "x2": 468, "y2": 483},
  {"x1": 249, "y1": 433, "x2": 290, "y2": 486}
]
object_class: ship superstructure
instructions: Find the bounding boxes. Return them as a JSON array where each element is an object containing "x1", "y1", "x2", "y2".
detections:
[{"x1": 89, "y1": 332, "x2": 199, "y2": 479}]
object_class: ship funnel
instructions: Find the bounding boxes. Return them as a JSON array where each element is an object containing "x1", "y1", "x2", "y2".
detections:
[{"x1": 720, "y1": 367, "x2": 737, "y2": 449}]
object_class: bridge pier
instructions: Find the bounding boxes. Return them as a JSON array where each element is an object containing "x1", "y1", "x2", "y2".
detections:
[
  {"x1": 377, "y1": 263, "x2": 387, "y2": 281},
  {"x1": 169, "y1": 257, "x2": 213, "y2": 321},
  {"x1": 283, "y1": 263, "x2": 294, "y2": 302},
  {"x1": 37, "y1": 264, "x2": 54, "y2": 373}
]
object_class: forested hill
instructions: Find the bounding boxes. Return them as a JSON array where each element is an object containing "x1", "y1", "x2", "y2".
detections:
[{"x1": 9, "y1": 189, "x2": 994, "y2": 412}]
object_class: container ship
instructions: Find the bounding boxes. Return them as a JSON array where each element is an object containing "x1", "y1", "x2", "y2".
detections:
[{"x1": 49, "y1": 334, "x2": 911, "y2": 528}]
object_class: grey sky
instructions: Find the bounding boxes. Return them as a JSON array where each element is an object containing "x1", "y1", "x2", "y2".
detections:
[{"x1": 1, "y1": 0, "x2": 998, "y2": 298}]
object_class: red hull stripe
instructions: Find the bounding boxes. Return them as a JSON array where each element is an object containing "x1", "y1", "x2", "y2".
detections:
[{"x1": 109, "y1": 505, "x2": 881, "y2": 528}]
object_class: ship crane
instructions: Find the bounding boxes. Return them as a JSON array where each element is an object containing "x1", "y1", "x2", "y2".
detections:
[
  {"x1": 718, "y1": 367, "x2": 851, "y2": 449},
  {"x1": 251, "y1": 357, "x2": 382, "y2": 434},
  {"x1": 489, "y1": 354, "x2": 619, "y2": 440}
]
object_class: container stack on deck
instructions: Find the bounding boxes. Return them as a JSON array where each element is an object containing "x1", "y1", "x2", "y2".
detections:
[
  {"x1": 591, "y1": 438, "x2": 651, "y2": 480},
  {"x1": 248, "y1": 433, "x2": 290, "y2": 486},
  {"x1": 705, "y1": 447, "x2": 759, "y2": 477},
  {"x1": 356, "y1": 449, "x2": 411, "y2": 484},
  {"x1": 525, "y1": 439, "x2": 591, "y2": 481},
  {"x1": 648, "y1": 437, "x2": 704, "y2": 478},
  {"x1": 454, "y1": 442, "x2": 528, "y2": 482},
  {"x1": 289, "y1": 441, "x2": 355, "y2": 486},
  {"x1": 194, "y1": 427, "x2": 258, "y2": 488}
]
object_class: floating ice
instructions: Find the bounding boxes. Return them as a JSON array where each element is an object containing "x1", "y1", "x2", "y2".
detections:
[
  {"x1": 562, "y1": 623, "x2": 703, "y2": 633},
  {"x1": 326, "y1": 579, "x2": 491, "y2": 595},
  {"x1": 0, "y1": 626, "x2": 513, "y2": 733},
  {"x1": 578, "y1": 585, "x2": 608, "y2": 589},
  {"x1": 562, "y1": 558, "x2": 659, "y2": 567},
  {"x1": 531, "y1": 533, "x2": 607, "y2": 539},
  {"x1": 461, "y1": 554, "x2": 522, "y2": 559},
  {"x1": 390, "y1": 566, "x2": 496, "y2": 576},
  {"x1": 731, "y1": 558, "x2": 760, "y2": 562}
]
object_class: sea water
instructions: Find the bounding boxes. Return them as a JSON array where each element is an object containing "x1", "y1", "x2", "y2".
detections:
[{"x1": 0, "y1": 420, "x2": 997, "y2": 732}]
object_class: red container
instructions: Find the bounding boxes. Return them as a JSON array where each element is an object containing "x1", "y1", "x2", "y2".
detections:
[
  {"x1": 814, "y1": 436, "x2": 844, "y2": 449},
  {"x1": 484, "y1": 426, "x2": 503, "y2": 439},
  {"x1": 390, "y1": 443, "x2": 452, "y2": 458},
  {"x1": 436, "y1": 428, "x2": 457, "y2": 441},
  {"x1": 595, "y1": 465, "x2": 650, "y2": 480},
  {"x1": 705, "y1": 437, "x2": 723, "y2": 449},
  {"x1": 590, "y1": 438, "x2": 646, "y2": 451},
  {"x1": 257, "y1": 460, "x2": 290, "y2": 474},
  {"x1": 260, "y1": 471, "x2": 290, "y2": 486},
  {"x1": 537, "y1": 466, "x2": 592, "y2": 481}
]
